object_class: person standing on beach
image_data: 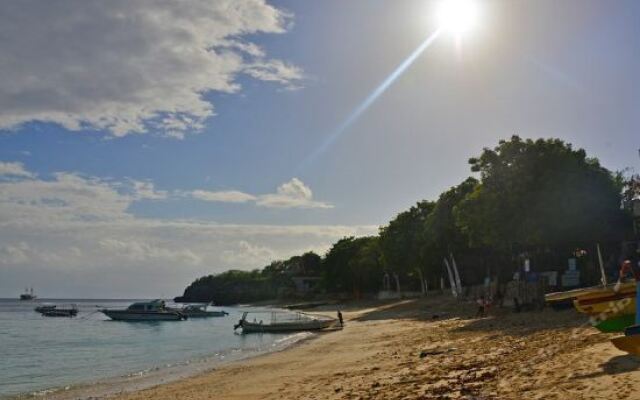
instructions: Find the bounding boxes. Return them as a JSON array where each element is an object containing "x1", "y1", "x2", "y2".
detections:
[
  {"x1": 337, "y1": 310, "x2": 344, "y2": 327},
  {"x1": 476, "y1": 296, "x2": 487, "y2": 318}
]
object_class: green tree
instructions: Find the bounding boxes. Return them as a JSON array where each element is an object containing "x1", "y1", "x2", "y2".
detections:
[
  {"x1": 379, "y1": 201, "x2": 435, "y2": 293},
  {"x1": 421, "y1": 177, "x2": 478, "y2": 287},
  {"x1": 455, "y1": 136, "x2": 631, "y2": 250},
  {"x1": 322, "y1": 236, "x2": 383, "y2": 295}
]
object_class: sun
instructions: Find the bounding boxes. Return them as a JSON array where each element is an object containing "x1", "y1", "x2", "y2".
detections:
[{"x1": 436, "y1": 0, "x2": 480, "y2": 36}]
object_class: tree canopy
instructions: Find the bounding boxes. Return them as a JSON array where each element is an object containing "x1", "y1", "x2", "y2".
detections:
[
  {"x1": 455, "y1": 136, "x2": 629, "y2": 248},
  {"x1": 178, "y1": 136, "x2": 635, "y2": 304}
]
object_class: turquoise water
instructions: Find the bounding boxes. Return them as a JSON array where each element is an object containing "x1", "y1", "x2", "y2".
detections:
[{"x1": 0, "y1": 299, "x2": 298, "y2": 398}]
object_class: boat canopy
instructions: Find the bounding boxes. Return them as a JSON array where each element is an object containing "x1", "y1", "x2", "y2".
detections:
[{"x1": 127, "y1": 299, "x2": 166, "y2": 311}]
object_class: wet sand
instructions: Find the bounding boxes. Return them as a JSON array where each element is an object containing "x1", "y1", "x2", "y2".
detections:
[{"x1": 57, "y1": 296, "x2": 640, "y2": 399}]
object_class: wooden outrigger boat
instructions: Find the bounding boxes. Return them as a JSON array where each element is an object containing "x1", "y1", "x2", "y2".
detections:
[
  {"x1": 234, "y1": 311, "x2": 336, "y2": 333},
  {"x1": 545, "y1": 285, "x2": 615, "y2": 304},
  {"x1": 612, "y1": 325, "x2": 640, "y2": 354},
  {"x1": 572, "y1": 281, "x2": 636, "y2": 315},
  {"x1": 610, "y1": 261, "x2": 640, "y2": 355},
  {"x1": 595, "y1": 314, "x2": 635, "y2": 333}
]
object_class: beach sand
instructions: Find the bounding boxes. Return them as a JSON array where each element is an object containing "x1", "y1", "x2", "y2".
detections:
[{"x1": 68, "y1": 296, "x2": 640, "y2": 399}]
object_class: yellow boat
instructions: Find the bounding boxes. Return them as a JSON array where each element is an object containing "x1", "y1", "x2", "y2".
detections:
[
  {"x1": 545, "y1": 284, "x2": 615, "y2": 303},
  {"x1": 572, "y1": 281, "x2": 636, "y2": 315},
  {"x1": 545, "y1": 281, "x2": 636, "y2": 303}
]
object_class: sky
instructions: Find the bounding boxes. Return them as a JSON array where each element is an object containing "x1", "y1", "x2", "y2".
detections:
[{"x1": 0, "y1": 0, "x2": 639, "y2": 298}]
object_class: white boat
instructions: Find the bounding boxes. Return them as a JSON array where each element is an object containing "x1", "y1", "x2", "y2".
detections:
[
  {"x1": 234, "y1": 311, "x2": 336, "y2": 333},
  {"x1": 167, "y1": 303, "x2": 228, "y2": 318},
  {"x1": 101, "y1": 300, "x2": 187, "y2": 321}
]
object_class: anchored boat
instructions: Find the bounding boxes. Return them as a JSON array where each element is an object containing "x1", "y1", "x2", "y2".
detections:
[
  {"x1": 19, "y1": 287, "x2": 36, "y2": 301},
  {"x1": 167, "y1": 303, "x2": 228, "y2": 318},
  {"x1": 35, "y1": 304, "x2": 78, "y2": 317},
  {"x1": 234, "y1": 311, "x2": 336, "y2": 333},
  {"x1": 101, "y1": 300, "x2": 187, "y2": 321}
]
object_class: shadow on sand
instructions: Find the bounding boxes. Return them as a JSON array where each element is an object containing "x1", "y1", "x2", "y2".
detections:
[
  {"x1": 340, "y1": 294, "x2": 589, "y2": 337},
  {"x1": 572, "y1": 354, "x2": 640, "y2": 380}
]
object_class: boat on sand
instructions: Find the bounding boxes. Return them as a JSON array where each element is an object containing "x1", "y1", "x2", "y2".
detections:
[
  {"x1": 572, "y1": 281, "x2": 636, "y2": 315},
  {"x1": 234, "y1": 311, "x2": 336, "y2": 333},
  {"x1": 594, "y1": 314, "x2": 635, "y2": 333}
]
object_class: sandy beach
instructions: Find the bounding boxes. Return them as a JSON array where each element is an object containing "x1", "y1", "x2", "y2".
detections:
[{"x1": 49, "y1": 296, "x2": 631, "y2": 400}]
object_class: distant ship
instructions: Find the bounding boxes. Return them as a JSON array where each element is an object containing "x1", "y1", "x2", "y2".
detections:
[{"x1": 19, "y1": 287, "x2": 36, "y2": 301}]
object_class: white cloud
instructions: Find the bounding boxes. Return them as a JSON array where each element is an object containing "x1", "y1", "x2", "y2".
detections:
[
  {"x1": 244, "y1": 60, "x2": 305, "y2": 90},
  {"x1": 192, "y1": 190, "x2": 257, "y2": 203},
  {"x1": 0, "y1": 0, "x2": 303, "y2": 138},
  {"x1": 0, "y1": 162, "x2": 35, "y2": 179},
  {"x1": 0, "y1": 164, "x2": 374, "y2": 297},
  {"x1": 220, "y1": 240, "x2": 277, "y2": 266},
  {"x1": 131, "y1": 181, "x2": 168, "y2": 200},
  {"x1": 257, "y1": 178, "x2": 333, "y2": 209},
  {"x1": 99, "y1": 238, "x2": 202, "y2": 265},
  {"x1": 192, "y1": 178, "x2": 333, "y2": 209}
]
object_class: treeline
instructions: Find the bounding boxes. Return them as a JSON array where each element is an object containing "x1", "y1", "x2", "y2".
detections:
[{"x1": 177, "y1": 136, "x2": 639, "y2": 305}]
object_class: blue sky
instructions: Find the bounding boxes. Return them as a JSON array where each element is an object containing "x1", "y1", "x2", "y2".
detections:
[{"x1": 0, "y1": 0, "x2": 639, "y2": 297}]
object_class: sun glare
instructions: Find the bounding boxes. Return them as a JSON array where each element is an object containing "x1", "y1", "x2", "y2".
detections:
[{"x1": 436, "y1": 0, "x2": 479, "y2": 36}]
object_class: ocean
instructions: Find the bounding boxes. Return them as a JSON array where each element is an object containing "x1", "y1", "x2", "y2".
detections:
[{"x1": 0, "y1": 299, "x2": 308, "y2": 398}]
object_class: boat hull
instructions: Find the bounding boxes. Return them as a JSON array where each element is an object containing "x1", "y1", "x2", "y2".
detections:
[
  {"x1": 102, "y1": 310, "x2": 185, "y2": 321},
  {"x1": 611, "y1": 333, "x2": 640, "y2": 355},
  {"x1": 545, "y1": 285, "x2": 613, "y2": 303},
  {"x1": 42, "y1": 309, "x2": 78, "y2": 317},
  {"x1": 572, "y1": 281, "x2": 636, "y2": 315},
  {"x1": 184, "y1": 311, "x2": 227, "y2": 318},
  {"x1": 166, "y1": 307, "x2": 228, "y2": 318},
  {"x1": 241, "y1": 320, "x2": 334, "y2": 333},
  {"x1": 573, "y1": 291, "x2": 636, "y2": 315},
  {"x1": 595, "y1": 314, "x2": 635, "y2": 333}
]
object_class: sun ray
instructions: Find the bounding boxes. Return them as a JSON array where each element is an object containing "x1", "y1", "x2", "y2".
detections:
[{"x1": 297, "y1": 29, "x2": 442, "y2": 172}]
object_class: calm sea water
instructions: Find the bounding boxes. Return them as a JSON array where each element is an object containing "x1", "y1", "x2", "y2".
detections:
[{"x1": 0, "y1": 299, "x2": 301, "y2": 398}]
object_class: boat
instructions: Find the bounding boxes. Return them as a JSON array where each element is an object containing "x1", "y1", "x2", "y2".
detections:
[
  {"x1": 34, "y1": 304, "x2": 57, "y2": 313},
  {"x1": 545, "y1": 285, "x2": 611, "y2": 304},
  {"x1": 167, "y1": 303, "x2": 228, "y2": 318},
  {"x1": 35, "y1": 304, "x2": 78, "y2": 317},
  {"x1": 611, "y1": 333, "x2": 640, "y2": 354},
  {"x1": 101, "y1": 300, "x2": 187, "y2": 321},
  {"x1": 545, "y1": 281, "x2": 635, "y2": 305},
  {"x1": 234, "y1": 311, "x2": 336, "y2": 333},
  {"x1": 594, "y1": 314, "x2": 635, "y2": 333},
  {"x1": 19, "y1": 287, "x2": 36, "y2": 301},
  {"x1": 41, "y1": 305, "x2": 78, "y2": 317},
  {"x1": 572, "y1": 281, "x2": 636, "y2": 315},
  {"x1": 610, "y1": 275, "x2": 640, "y2": 355},
  {"x1": 612, "y1": 324, "x2": 640, "y2": 354}
]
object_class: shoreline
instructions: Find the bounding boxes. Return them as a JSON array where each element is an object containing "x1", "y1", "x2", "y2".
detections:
[
  {"x1": 12, "y1": 296, "x2": 640, "y2": 399},
  {"x1": 107, "y1": 297, "x2": 640, "y2": 399},
  {"x1": 8, "y1": 330, "x2": 317, "y2": 400}
]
